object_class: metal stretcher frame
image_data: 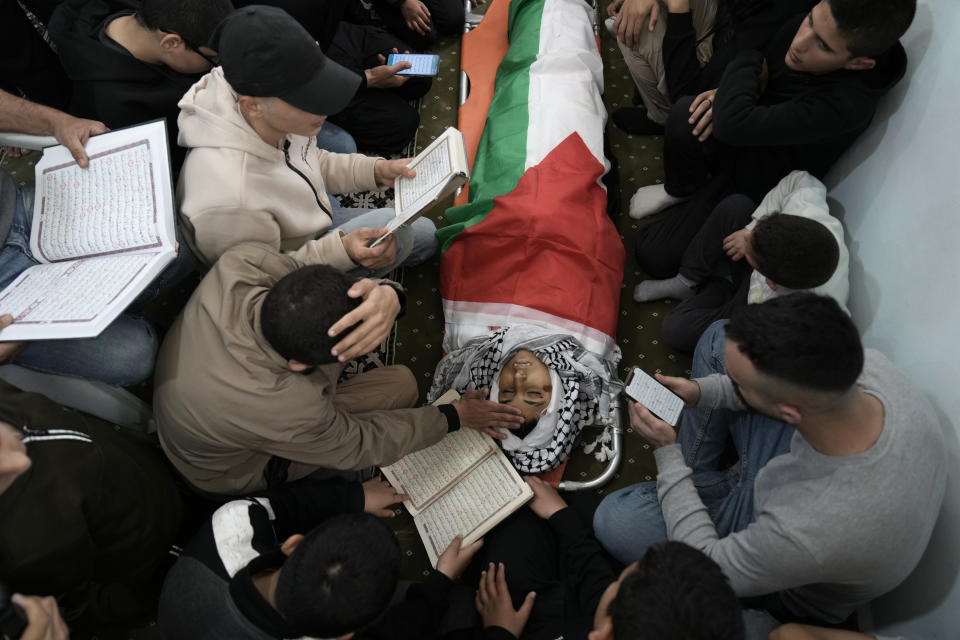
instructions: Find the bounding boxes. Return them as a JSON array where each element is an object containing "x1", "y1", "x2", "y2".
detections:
[{"x1": 456, "y1": 0, "x2": 621, "y2": 491}]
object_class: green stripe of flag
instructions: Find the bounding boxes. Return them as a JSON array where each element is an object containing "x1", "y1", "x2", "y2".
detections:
[{"x1": 437, "y1": 0, "x2": 547, "y2": 252}]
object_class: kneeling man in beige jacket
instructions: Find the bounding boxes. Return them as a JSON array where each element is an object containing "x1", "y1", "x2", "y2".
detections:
[
  {"x1": 154, "y1": 241, "x2": 523, "y2": 495},
  {"x1": 176, "y1": 5, "x2": 437, "y2": 271}
]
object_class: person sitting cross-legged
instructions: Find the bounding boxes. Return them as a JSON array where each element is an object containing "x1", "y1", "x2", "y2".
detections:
[
  {"x1": 593, "y1": 294, "x2": 946, "y2": 628},
  {"x1": 634, "y1": 171, "x2": 847, "y2": 352},
  {"x1": 629, "y1": 0, "x2": 915, "y2": 280},
  {"x1": 176, "y1": 6, "x2": 438, "y2": 270},
  {"x1": 154, "y1": 243, "x2": 524, "y2": 496}
]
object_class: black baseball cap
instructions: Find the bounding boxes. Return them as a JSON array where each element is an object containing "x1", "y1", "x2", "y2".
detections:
[{"x1": 212, "y1": 5, "x2": 361, "y2": 116}]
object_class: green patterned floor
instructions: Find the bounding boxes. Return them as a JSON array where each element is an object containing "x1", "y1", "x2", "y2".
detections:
[{"x1": 0, "y1": 2, "x2": 692, "y2": 632}]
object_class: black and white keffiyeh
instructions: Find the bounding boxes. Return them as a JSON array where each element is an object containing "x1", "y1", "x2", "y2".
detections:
[{"x1": 429, "y1": 325, "x2": 621, "y2": 473}]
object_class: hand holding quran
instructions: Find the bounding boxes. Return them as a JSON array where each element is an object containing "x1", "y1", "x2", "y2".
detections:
[
  {"x1": 369, "y1": 127, "x2": 470, "y2": 249},
  {"x1": 382, "y1": 389, "x2": 535, "y2": 567},
  {"x1": 0, "y1": 120, "x2": 177, "y2": 341}
]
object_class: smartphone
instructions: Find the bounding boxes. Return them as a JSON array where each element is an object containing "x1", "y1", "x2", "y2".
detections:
[
  {"x1": 387, "y1": 53, "x2": 440, "y2": 77},
  {"x1": 623, "y1": 367, "x2": 685, "y2": 427}
]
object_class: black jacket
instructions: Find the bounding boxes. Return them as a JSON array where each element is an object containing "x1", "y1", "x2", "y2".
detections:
[
  {"x1": 0, "y1": 380, "x2": 181, "y2": 619},
  {"x1": 712, "y1": 12, "x2": 907, "y2": 197},
  {"x1": 48, "y1": 0, "x2": 205, "y2": 171}
]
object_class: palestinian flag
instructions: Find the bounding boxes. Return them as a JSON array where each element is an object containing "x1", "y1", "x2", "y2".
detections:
[{"x1": 438, "y1": 0, "x2": 623, "y2": 358}]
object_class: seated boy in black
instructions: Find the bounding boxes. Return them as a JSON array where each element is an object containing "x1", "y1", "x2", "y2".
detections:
[
  {"x1": 49, "y1": 0, "x2": 232, "y2": 171},
  {"x1": 633, "y1": 172, "x2": 845, "y2": 352},
  {"x1": 471, "y1": 477, "x2": 746, "y2": 640},
  {"x1": 629, "y1": 0, "x2": 914, "y2": 278},
  {"x1": 158, "y1": 478, "x2": 490, "y2": 639}
]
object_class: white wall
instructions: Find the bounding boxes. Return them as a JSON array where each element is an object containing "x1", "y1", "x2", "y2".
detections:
[{"x1": 824, "y1": 1, "x2": 960, "y2": 636}]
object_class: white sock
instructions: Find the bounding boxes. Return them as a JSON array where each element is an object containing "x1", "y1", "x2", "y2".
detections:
[
  {"x1": 629, "y1": 184, "x2": 690, "y2": 220},
  {"x1": 633, "y1": 274, "x2": 697, "y2": 302}
]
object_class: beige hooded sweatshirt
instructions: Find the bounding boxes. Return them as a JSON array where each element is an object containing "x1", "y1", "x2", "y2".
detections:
[{"x1": 176, "y1": 67, "x2": 381, "y2": 265}]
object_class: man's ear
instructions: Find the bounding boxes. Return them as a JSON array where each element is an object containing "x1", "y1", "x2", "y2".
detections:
[
  {"x1": 765, "y1": 277, "x2": 778, "y2": 291},
  {"x1": 288, "y1": 359, "x2": 310, "y2": 372},
  {"x1": 588, "y1": 619, "x2": 614, "y2": 640},
  {"x1": 773, "y1": 402, "x2": 803, "y2": 425},
  {"x1": 237, "y1": 95, "x2": 263, "y2": 119},
  {"x1": 280, "y1": 534, "x2": 304, "y2": 556},
  {"x1": 158, "y1": 32, "x2": 186, "y2": 53},
  {"x1": 336, "y1": 633, "x2": 355, "y2": 640},
  {"x1": 843, "y1": 56, "x2": 876, "y2": 71}
]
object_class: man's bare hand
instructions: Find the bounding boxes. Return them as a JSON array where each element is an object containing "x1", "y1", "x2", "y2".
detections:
[
  {"x1": 613, "y1": 0, "x2": 659, "y2": 49},
  {"x1": 437, "y1": 534, "x2": 484, "y2": 580},
  {"x1": 606, "y1": 0, "x2": 624, "y2": 17},
  {"x1": 654, "y1": 372, "x2": 700, "y2": 407},
  {"x1": 475, "y1": 563, "x2": 535, "y2": 638},
  {"x1": 343, "y1": 228, "x2": 398, "y2": 271},
  {"x1": 524, "y1": 476, "x2": 567, "y2": 519},
  {"x1": 363, "y1": 477, "x2": 408, "y2": 517},
  {"x1": 627, "y1": 399, "x2": 678, "y2": 448},
  {"x1": 722, "y1": 228, "x2": 752, "y2": 262},
  {"x1": 453, "y1": 389, "x2": 524, "y2": 439},
  {"x1": 329, "y1": 280, "x2": 401, "y2": 362},
  {"x1": 401, "y1": 0, "x2": 432, "y2": 36},
  {"x1": 373, "y1": 157, "x2": 416, "y2": 188},
  {"x1": 50, "y1": 113, "x2": 108, "y2": 169},
  {"x1": 0, "y1": 314, "x2": 27, "y2": 365},
  {"x1": 365, "y1": 50, "x2": 411, "y2": 89},
  {"x1": 14, "y1": 594, "x2": 69, "y2": 640},
  {"x1": 688, "y1": 88, "x2": 718, "y2": 142}
]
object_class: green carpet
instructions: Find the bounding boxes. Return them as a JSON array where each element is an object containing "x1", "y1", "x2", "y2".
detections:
[{"x1": 0, "y1": 1, "x2": 693, "y2": 632}]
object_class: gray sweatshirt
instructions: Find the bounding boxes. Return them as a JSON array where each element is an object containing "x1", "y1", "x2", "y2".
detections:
[{"x1": 654, "y1": 349, "x2": 946, "y2": 623}]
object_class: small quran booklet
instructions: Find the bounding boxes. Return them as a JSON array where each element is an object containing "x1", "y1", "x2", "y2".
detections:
[
  {"x1": 369, "y1": 127, "x2": 470, "y2": 248},
  {"x1": 0, "y1": 119, "x2": 177, "y2": 341},
  {"x1": 382, "y1": 389, "x2": 534, "y2": 567}
]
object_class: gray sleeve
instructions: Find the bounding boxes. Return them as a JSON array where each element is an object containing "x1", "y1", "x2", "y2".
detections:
[
  {"x1": 654, "y1": 445, "x2": 822, "y2": 596},
  {"x1": 694, "y1": 374, "x2": 747, "y2": 411}
]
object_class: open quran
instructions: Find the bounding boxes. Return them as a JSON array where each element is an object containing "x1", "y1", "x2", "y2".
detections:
[
  {"x1": 369, "y1": 127, "x2": 469, "y2": 248},
  {"x1": 382, "y1": 389, "x2": 534, "y2": 566},
  {"x1": 0, "y1": 120, "x2": 177, "y2": 340}
]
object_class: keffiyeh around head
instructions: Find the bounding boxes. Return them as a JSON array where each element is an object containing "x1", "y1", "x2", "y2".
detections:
[{"x1": 429, "y1": 325, "x2": 621, "y2": 473}]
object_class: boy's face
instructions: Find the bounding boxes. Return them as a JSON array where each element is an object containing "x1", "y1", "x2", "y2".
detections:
[
  {"x1": 498, "y1": 349, "x2": 552, "y2": 423},
  {"x1": 785, "y1": 1, "x2": 875, "y2": 74},
  {"x1": 261, "y1": 98, "x2": 329, "y2": 138},
  {"x1": 0, "y1": 421, "x2": 30, "y2": 496}
]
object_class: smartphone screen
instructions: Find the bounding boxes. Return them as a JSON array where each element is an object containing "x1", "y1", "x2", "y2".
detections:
[
  {"x1": 623, "y1": 367, "x2": 685, "y2": 427},
  {"x1": 387, "y1": 53, "x2": 440, "y2": 76}
]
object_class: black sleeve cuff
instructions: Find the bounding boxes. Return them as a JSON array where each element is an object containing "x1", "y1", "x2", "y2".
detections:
[{"x1": 438, "y1": 403, "x2": 461, "y2": 432}]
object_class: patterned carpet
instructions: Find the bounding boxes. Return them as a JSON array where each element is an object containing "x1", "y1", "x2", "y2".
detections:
[{"x1": 0, "y1": 1, "x2": 694, "y2": 634}]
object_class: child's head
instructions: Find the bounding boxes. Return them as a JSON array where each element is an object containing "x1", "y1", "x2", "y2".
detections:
[
  {"x1": 785, "y1": 0, "x2": 915, "y2": 73},
  {"x1": 749, "y1": 213, "x2": 840, "y2": 291},
  {"x1": 589, "y1": 542, "x2": 744, "y2": 640},
  {"x1": 261, "y1": 264, "x2": 362, "y2": 367},
  {"x1": 274, "y1": 514, "x2": 401, "y2": 638}
]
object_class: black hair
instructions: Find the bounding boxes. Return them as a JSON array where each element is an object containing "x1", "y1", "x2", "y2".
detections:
[
  {"x1": 826, "y1": 0, "x2": 916, "y2": 57},
  {"x1": 274, "y1": 514, "x2": 400, "y2": 637},
  {"x1": 609, "y1": 542, "x2": 744, "y2": 640},
  {"x1": 260, "y1": 264, "x2": 361, "y2": 366},
  {"x1": 136, "y1": 0, "x2": 233, "y2": 50},
  {"x1": 751, "y1": 213, "x2": 840, "y2": 291},
  {"x1": 726, "y1": 293, "x2": 864, "y2": 393}
]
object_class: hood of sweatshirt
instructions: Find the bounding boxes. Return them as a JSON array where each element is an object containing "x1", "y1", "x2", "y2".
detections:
[{"x1": 177, "y1": 67, "x2": 283, "y2": 163}]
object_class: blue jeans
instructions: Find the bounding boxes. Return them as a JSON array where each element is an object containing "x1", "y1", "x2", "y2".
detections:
[
  {"x1": 328, "y1": 196, "x2": 438, "y2": 278},
  {"x1": 316, "y1": 122, "x2": 357, "y2": 154},
  {"x1": 0, "y1": 185, "x2": 160, "y2": 386},
  {"x1": 593, "y1": 320, "x2": 795, "y2": 564}
]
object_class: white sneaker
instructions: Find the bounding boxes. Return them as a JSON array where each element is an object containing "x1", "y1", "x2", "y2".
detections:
[{"x1": 628, "y1": 184, "x2": 689, "y2": 220}]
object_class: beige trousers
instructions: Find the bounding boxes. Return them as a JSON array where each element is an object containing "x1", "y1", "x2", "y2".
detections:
[
  {"x1": 617, "y1": 0, "x2": 719, "y2": 124},
  {"x1": 286, "y1": 365, "x2": 420, "y2": 482}
]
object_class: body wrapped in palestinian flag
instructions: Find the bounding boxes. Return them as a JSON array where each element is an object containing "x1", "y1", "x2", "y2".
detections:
[{"x1": 432, "y1": 0, "x2": 624, "y2": 472}]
